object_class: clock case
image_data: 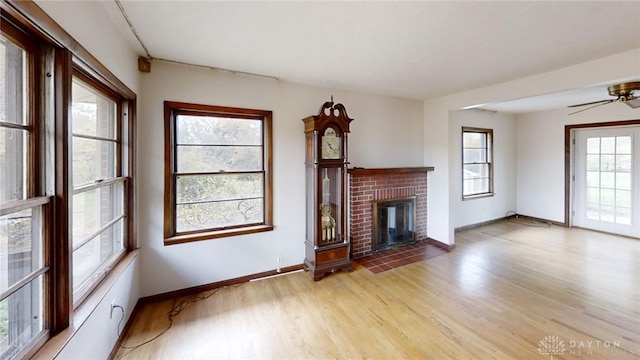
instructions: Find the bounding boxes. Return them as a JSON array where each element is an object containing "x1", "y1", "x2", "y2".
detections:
[{"x1": 302, "y1": 99, "x2": 354, "y2": 281}]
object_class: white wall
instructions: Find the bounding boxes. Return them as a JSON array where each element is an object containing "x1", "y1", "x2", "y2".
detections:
[
  {"x1": 449, "y1": 110, "x2": 517, "y2": 228},
  {"x1": 57, "y1": 257, "x2": 140, "y2": 360},
  {"x1": 138, "y1": 61, "x2": 424, "y2": 297},
  {"x1": 423, "y1": 100, "x2": 453, "y2": 244},
  {"x1": 35, "y1": 0, "x2": 141, "y2": 94},
  {"x1": 516, "y1": 103, "x2": 640, "y2": 223},
  {"x1": 423, "y1": 48, "x2": 640, "y2": 244},
  {"x1": 34, "y1": 1, "x2": 142, "y2": 358}
]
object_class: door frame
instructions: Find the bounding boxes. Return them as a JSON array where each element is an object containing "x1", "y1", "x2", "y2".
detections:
[{"x1": 565, "y1": 119, "x2": 640, "y2": 227}]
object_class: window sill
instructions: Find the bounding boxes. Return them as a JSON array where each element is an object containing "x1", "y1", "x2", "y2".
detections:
[
  {"x1": 462, "y1": 193, "x2": 495, "y2": 201},
  {"x1": 164, "y1": 224, "x2": 274, "y2": 245},
  {"x1": 32, "y1": 250, "x2": 139, "y2": 359}
]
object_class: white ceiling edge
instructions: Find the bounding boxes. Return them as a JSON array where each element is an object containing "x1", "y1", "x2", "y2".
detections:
[
  {"x1": 95, "y1": 1, "x2": 640, "y2": 115},
  {"x1": 474, "y1": 77, "x2": 640, "y2": 114},
  {"x1": 99, "y1": 0, "x2": 146, "y2": 57},
  {"x1": 445, "y1": 48, "x2": 640, "y2": 115}
]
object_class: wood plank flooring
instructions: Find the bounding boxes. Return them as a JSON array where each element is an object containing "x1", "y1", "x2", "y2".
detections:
[{"x1": 115, "y1": 220, "x2": 640, "y2": 359}]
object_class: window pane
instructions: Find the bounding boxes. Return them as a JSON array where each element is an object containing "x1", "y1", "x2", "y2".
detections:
[
  {"x1": 71, "y1": 72, "x2": 128, "y2": 304},
  {"x1": 586, "y1": 137, "x2": 600, "y2": 154},
  {"x1": 586, "y1": 187, "x2": 600, "y2": 204},
  {"x1": 72, "y1": 78, "x2": 116, "y2": 139},
  {"x1": 72, "y1": 137, "x2": 116, "y2": 187},
  {"x1": 177, "y1": 145, "x2": 262, "y2": 173},
  {"x1": 0, "y1": 35, "x2": 27, "y2": 126},
  {"x1": 600, "y1": 137, "x2": 615, "y2": 154},
  {"x1": 616, "y1": 190, "x2": 631, "y2": 208},
  {"x1": 586, "y1": 204, "x2": 599, "y2": 220},
  {"x1": 462, "y1": 132, "x2": 485, "y2": 148},
  {"x1": 616, "y1": 207, "x2": 631, "y2": 225},
  {"x1": 177, "y1": 199, "x2": 263, "y2": 232},
  {"x1": 72, "y1": 183, "x2": 123, "y2": 248},
  {"x1": 462, "y1": 149, "x2": 486, "y2": 163},
  {"x1": 600, "y1": 189, "x2": 615, "y2": 206},
  {"x1": 586, "y1": 154, "x2": 600, "y2": 171},
  {"x1": 616, "y1": 172, "x2": 631, "y2": 190},
  {"x1": 616, "y1": 136, "x2": 631, "y2": 154},
  {"x1": 0, "y1": 207, "x2": 43, "y2": 294},
  {"x1": 177, "y1": 173, "x2": 263, "y2": 204},
  {"x1": 600, "y1": 155, "x2": 615, "y2": 171},
  {"x1": 600, "y1": 205, "x2": 615, "y2": 223},
  {"x1": 463, "y1": 178, "x2": 489, "y2": 196},
  {"x1": 0, "y1": 127, "x2": 27, "y2": 203},
  {"x1": 463, "y1": 164, "x2": 489, "y2": 180},
  {"x1": 616, "y1": 155, "x2": 631, "y2": 172},
  {"x1": 176, "y1": 115, "x2": 261, "y2": 145},
  {"x1": 586, "y1": 171, "x2": 599, "y2": 187},
  {"x1": 0, "y1": 276, "x2": 43, "y2": 359},
  {"x1": 600, "y1": 172, "x2": 614, "y2": 189},
  {"x1": 73, "y1": 219, "x2": 123, "y2": 296}
]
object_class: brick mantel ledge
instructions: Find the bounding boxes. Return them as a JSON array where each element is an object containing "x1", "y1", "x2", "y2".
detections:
[{"x1": 348, "y1": 166, "x2": 435, "y2": 175}]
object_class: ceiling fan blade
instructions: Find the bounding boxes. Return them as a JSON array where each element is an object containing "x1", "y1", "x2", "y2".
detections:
[
  {"x1": 567, "y1": 99, "x2": 615, "y2": 108},
  {"x1": 568, "y1": 100, "x2": 614, "y2": 115},
  {"x1": 623, "y1": 96, "x2": 640, "y2": 109}
]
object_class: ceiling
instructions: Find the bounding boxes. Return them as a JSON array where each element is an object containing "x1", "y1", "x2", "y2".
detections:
[{"x1": 103, "y1": 1, "x2": 640, "y2": 113}]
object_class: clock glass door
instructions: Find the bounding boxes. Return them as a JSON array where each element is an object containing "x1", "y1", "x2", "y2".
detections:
[{"x1": 319, "y1": 167, "x2": 343, "y2": 245}]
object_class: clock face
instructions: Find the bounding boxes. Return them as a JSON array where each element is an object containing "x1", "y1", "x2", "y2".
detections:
[{"x1": 321, "y1": 127, "x2": 340, "y2": 159}]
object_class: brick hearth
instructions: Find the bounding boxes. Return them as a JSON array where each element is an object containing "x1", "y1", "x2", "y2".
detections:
[{"x1": 348, "y1": 167, "x2": 434, "y2": 259}]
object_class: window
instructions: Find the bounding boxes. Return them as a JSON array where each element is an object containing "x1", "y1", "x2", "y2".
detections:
[
  {"x1": 1, "y1": 4, "x2": 136, "y2": 356},
  {"x1": 71, "y1": 73, "x2": 127, "y2": 303},
  {"x1": 462, "y1": 127, "x2": 493, "y2": 198},
  {"x1": 164, "y1": 102, "x2": 273, "y2": 244},
  {"x1": 0, "y1": 21, "x2": 49, "y2": 359}
]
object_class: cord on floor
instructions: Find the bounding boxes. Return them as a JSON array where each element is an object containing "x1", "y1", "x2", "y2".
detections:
[{"x1": 119, "y1": 283, "x2": 242, "y2": 356}]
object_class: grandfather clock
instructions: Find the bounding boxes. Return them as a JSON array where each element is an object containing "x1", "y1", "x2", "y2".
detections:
[{"x1": 302, "y1": 97, "x2": 354, "y2": 281}]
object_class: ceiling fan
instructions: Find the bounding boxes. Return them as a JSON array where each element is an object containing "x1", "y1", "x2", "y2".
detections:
[{"x1": 568, "y1": 81, "x2": 640, "y2": 114}]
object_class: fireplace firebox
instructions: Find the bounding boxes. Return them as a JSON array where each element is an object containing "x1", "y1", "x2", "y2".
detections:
[{"x1": 373, "y1": 196, "x2": 416, "y2": 252}]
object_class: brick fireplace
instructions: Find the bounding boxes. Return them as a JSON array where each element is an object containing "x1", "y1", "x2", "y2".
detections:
[{"x1": 348, "y1": 167, "x2": 434, "y2": 259}]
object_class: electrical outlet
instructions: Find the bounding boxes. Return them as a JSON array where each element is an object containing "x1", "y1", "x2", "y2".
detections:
[{"x1": 110, "y1": 299, "x2": 117, "y2": 319}]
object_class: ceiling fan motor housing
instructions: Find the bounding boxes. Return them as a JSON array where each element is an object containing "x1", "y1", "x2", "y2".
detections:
[{"x1": 608, "y1": 82, "x2": 640, "y2": 99}]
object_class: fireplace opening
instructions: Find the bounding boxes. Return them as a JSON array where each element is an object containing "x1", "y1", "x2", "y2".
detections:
[{"x1": 373, "y1": 196, "x2": 416, "y2": 253}]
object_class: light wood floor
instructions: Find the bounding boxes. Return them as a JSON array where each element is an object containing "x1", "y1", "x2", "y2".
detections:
[{"x1": 115, "y1": 220, "x2": 639, "y2": 359}]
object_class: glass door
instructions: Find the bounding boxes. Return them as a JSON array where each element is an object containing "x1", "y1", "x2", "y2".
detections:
[{"x1": 573, "y1": 126, "x2": 640, "y2": 237}]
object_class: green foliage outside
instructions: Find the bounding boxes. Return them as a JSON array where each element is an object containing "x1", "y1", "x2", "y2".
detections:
[
  {"x1": 175, "y1": 115, "x2": 264, "y2": 231},
  {"x1": 71, "y1": 98, "x2": 115, "y2": 187}
]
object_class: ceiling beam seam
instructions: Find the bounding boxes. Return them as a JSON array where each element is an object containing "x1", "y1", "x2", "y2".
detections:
[
  {"x1": 152, "y1": 57, "x2": 281, "y2": 82},
  {"x1": 114, "y1": 0, "x2": 151, "y2": 58}
]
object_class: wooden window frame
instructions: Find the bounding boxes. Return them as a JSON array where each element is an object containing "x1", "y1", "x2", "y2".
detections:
[
  {"x1": 0, "y1": 1, "x2": 137, "y2": 357},
  {"x1": 462, "y1": 127, "x2": 494, "y2": 200},
  {"x1": 69, "y1": 68, "x2": 129, "y2": 307},
  {"x1": 0, "y1": 13, "x2": 52, "y2": 359},
  {"x1": 164, "y1": 101, "x2": 273, "y2": 245}
]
